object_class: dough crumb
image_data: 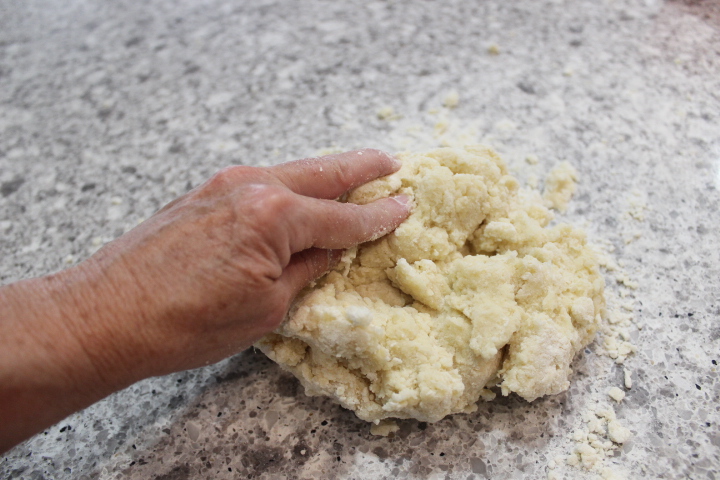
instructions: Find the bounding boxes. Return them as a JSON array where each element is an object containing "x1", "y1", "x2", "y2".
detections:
[
  {"x1": 543, "y1": 161, "x2": 578, "y2": 212},
  {"x1": 315, "y1": 146, "x2": 345, "y2": 156},
  {"x1": 369, "y1": 420, "x2": 399, "y2": 436},
  {"x1": 608, "y1": 420, "x2": 632, "y2": 444},
  {"x1": 601, "y1": 467, "x2": 627, "y2": 480},
  {"x1": 443, "y1": 91, "x2": 460, "y2": 109},
  {"x1": 377, "y1": 106, "x2": 401, "y2": 121},
  {"x1": 488, "y1": 44, "x2": 500, "y2": 55},
  {"x1": 258, "y1": 146, "x2": 605, "y2": 425},
  {"x1": 624, "y1": 368, "x2": 633, "y2": 389},
  {"x1": 608, "y1": 387, "x2": 625, "y2": 403}
]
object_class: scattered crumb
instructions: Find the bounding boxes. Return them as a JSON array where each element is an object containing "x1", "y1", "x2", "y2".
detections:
[
  {"x1": 615, "y1": 273, "x2": 639, "y2": 290},
  {"x1": 626, "y1": 190, "x2": 648, "y2": 221},
  {"x1": 377, "y1": 106, "x2": 401, "y2": 121},
  {"x1": 624, "y1": 369, "x2": 633, "y2": 389},
  {"x1": 601, "y1": 467, "x2": 627, "y2": 480},
  {"x1": 608, "y1": 387, "x2": 626, "y2": 403},
  {"x1": 443, "y1": 91, "x2": 460, "y2": 109},
  {"x1": 543, "y1": 162, "x2": 578, "y2": 212},
  {"x1": 434, "y1": 119, "x2": 449, "y2": 136},
  {"x1": 525, "y1": 154, "x2": 539, "y2": 165},
  {"x1": 623, "y1": 230, "x2": 643, "y2": 244},
  {"x1": 526, "y1": 173, "x2": 539, "y2": 190},
  {"x1": 608, "y1": 420, "x2": 632, "y2": 444},
  {"x1": 315, "y1": 146, "x2": 346, "y2": 156},
  {"x1": 370, "y1": 420, "x2": 399, "y2": 437},
  {"x1": 563, "y1": 404, "x2": 632, "y2": 473},
  {"x1": 488, "y1": 44, "x2": 500, "y2": 55}
]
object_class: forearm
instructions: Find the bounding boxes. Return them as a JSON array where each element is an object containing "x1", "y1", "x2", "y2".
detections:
[
  {"x1": 0, "y1": 150, "x2": 409, "y2": 454},
  {"x1": 0, "y1": 265, "x2": 140, "y2": 453}
]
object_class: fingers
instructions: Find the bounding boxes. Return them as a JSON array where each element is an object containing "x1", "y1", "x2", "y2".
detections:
[
  {"x1": 280, "y1": 248, "x2": 343, "y2": 298},
  {"x1": 268, "y1": 148, "x2": 402, "y2": 200},
  {"x1": 286, "y1": 194, "x2": 412, "y2": 252}
]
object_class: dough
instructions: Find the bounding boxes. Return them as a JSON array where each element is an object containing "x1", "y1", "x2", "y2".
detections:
[{"x1": 257, "y1": 145, "x2": 605, "y2": 424}]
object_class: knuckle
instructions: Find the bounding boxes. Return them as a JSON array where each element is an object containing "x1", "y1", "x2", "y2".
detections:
[
  {"x1": 206, "y1": 165, "x2": 256, "y2": 191},
  {"x1": 242, "y1": 183, "x2": 294, "y2": 221},
  {"x1": 240, "y1": 184, "x2": 293, "y2": 226},
  {"x1": 328, "y1": 161, "x2": 354, "y2": 189}
]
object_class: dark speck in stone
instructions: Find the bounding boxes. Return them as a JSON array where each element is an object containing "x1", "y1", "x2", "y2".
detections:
[
  {"x1": 241, "y1": 446, "x2": 284, "y2": 472},
  {"x1": 81, "y1": 182, "x2": 96, "y2": 192},
  {"x1": 169, "y1": 141, "x2": 184, "y2": 154},
  {"x1": 184, "y1": 64, "x2": 201, "y2": 75},
  {"x1": 696, "y1": 384, "x2": 701, "y2": 390},
  {"x1": 125, "y1": 36, "x2": 143, "y2": 48},
  {"x1": 168, "y1": 395, "x2": 185, "y2": 409},
  {"x1": 121, "y1": 165, "x2": 137, "y2": 174},
  {"x1": 1, "y1": 177, "x2": 25, "y2": 197},
  {"x1": 152, "y1": 464, "x2": 190, "y2": 480},
  {"x1": 215, "y1": 370, "x2": 249, "y2": 384},
  {"x1": 97, "y1": 107, "x2": 112, "y2": 120},
  {"x1": 517, "y1": 81, "x2": 535, "y2": 94},
  {"x1": 275, "y1": 374, "x2": 299, "y2": 397},
  {"x1": 418, "y1": 422, "x2": 428, "y2": 431}
]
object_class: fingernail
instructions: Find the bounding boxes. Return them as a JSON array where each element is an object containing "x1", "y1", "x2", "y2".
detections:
[
  {"x1": 388, "y1": 153, "x2": 402, "y2": 169},
  {"x1": 390, "y1": 194, "x2": 412, "y2": 207}
]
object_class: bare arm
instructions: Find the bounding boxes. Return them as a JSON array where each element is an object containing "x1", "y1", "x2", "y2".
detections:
[{"x1": 0, "y1": 149, "x2": 410, "y2": 453}]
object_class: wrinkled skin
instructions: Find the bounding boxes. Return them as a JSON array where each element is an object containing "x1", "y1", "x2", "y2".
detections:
[{"x1": 0, "y1": 149, "x2": 410, "y2": 452}]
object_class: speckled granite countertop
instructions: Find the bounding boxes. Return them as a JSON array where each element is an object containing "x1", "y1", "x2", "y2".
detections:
[{"x1": 1, "y1": 0, "x2": 719, "y2": 478}]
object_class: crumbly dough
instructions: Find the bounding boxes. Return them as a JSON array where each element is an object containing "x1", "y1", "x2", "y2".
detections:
[
  {"x1": 257, "y1": 145, "x2": 605, "y2": 424},
  {"x1": 543, "y1": 161, "x2": 578, "y2": 212}
]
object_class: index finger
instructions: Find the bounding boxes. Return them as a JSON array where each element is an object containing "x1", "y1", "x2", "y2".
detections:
[{"x1": 268, "y1": 148, "x2": 401, "y2": 200}]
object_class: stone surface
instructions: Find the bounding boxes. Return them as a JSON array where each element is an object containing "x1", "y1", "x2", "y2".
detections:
[{"x1": 1, "y1": 0, "x2": 719, "y2": 478}]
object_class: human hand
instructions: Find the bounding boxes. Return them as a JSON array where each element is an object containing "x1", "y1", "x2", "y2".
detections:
[
  {"x1": 0, "y1": 149, "x2": 409, "y2": 452},
  {"x1": 72, "y1": 149, "x2": 410, "y2": 385}
]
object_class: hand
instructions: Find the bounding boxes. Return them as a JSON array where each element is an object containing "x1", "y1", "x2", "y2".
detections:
[{"x1": 0, "y1": 149, "x2": 410, "y2": 452}]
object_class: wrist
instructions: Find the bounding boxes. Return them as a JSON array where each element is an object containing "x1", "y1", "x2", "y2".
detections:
[
  {"x1": 0, "y1": 266, "x2": 143, "y2": 451},
  {"x1": 48, "y1": 259, "x2": 152, "y2": 395}
]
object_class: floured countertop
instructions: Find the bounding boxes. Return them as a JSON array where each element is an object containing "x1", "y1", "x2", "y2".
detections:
[{"x1": 1, "y1": 0, "x2": 719, "y2": 479}]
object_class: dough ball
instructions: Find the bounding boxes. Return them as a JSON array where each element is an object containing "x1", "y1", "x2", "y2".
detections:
[{"x1": 257, "y1": 145, "x2": 605, "y2": 424}]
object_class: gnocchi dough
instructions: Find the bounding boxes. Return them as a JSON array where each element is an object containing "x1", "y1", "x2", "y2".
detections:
[{"x1": 257, "y1": 146, "x2": 605, "y2": 424}]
